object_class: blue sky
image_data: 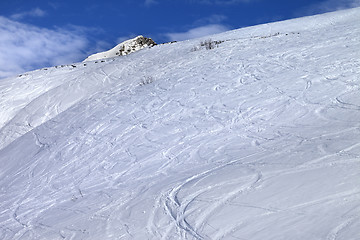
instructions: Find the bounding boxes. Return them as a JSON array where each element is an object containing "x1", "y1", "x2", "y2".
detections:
[{"x1": 0, "y1": 0, "x2": 359, "y2": 78}]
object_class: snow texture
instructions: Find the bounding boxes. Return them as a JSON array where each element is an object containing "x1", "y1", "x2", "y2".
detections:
[
  {"x1": 83, "y1": 35, "x2": 156, "y2": 62},
  {"x1": 1, "y1": 7, "x2": 360, "y2": 240}
]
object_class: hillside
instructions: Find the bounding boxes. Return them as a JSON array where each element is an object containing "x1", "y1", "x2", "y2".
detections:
[{"x1": 1, "y1": 8, "x2": 360, "y2": 240}]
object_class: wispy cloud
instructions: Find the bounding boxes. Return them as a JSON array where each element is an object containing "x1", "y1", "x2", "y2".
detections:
[
  {"x1": 194, "y1": 14, "x2": 228, "y2": 25},
  {"x1": 164, "y1": 13, "x2": 230, "y2": 42},
  {"x1": 297, "y1": 0, "x2": 360, "y2": 16},
  {"x1": 164, "y1": 24, "x2": 230, "y2": 41},
  {"x1": 0, "y1": 16, "x2": 89, "y2": 79},
  {"x1": 144, "y1": 0, "x2": 159, "y2": 7},
  {"x1": 10, "y1": 8, "x2": 46, "y2": 20}
]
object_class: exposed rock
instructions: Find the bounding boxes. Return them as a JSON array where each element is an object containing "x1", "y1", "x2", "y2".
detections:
[{"x1": 84, "y1": 35, "x2": 156, "y2": 62}]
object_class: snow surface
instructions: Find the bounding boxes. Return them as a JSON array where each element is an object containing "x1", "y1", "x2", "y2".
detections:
[{"x1": 1, "y1": 8, "x2": 360, "y2": 240}]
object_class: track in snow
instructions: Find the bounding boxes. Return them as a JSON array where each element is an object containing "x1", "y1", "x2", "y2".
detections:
[{"x1": 1, "y1": 7, "x2": 360, "y2": 240}]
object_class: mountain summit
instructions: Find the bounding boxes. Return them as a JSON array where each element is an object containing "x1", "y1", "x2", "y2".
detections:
[{"x1": 84, "y1": 35, "x2": 156, "y2": 62}]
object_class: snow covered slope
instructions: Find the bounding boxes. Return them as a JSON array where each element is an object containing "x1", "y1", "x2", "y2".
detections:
[
  {"x1": 1, "y1": 8, "x2": 360, "y2": 240},
  {"x1": 83, "y1": 35, "x2": 156, "y2": 62}
]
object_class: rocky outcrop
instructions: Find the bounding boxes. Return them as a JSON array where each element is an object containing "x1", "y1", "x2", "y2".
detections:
[{"x1": 84, "y1": 36, "x2": 156, "y2": 62}]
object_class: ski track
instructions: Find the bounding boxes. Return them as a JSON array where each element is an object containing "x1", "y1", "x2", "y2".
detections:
[{"x1": 1, "y1": 7, "x2": 360, "y2": 240}]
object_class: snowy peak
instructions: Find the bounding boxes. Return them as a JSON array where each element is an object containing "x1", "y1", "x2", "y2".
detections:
[{"x1": 84, "y1": 35, "x2": 156, "y2": 62}]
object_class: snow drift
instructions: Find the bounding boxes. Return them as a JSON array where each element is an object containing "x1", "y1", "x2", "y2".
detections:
[{"x1": 0, "y1": 7, "x2": 360, "y2": 240}]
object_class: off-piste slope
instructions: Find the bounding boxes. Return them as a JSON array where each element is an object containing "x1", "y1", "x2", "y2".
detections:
[{"x1": 1, "y1": 7, "x2": 360, "y2": 240}]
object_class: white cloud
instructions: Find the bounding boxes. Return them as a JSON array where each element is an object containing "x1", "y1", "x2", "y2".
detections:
[
  {"x1": 10, "y1": 8, "x2": 46, "y2": 20},
  {"x1": 92, "y1": 40, "x2": 114, "y2": 53},
  {"x1": 165, "y1": 24, "x2": 230, "y2": 42},
  {"x1": 0, "y1": 16, "x2": 89, "y2": 79}
]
